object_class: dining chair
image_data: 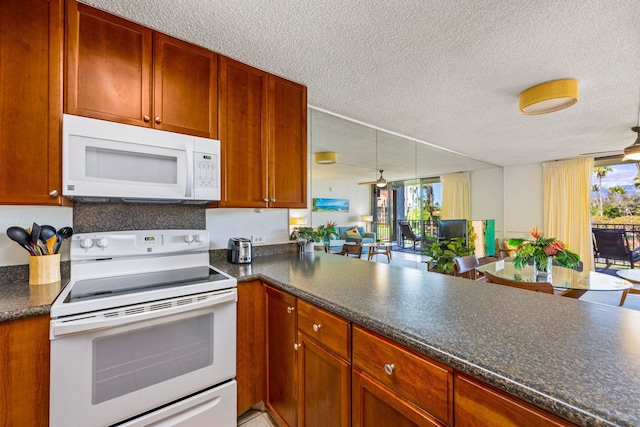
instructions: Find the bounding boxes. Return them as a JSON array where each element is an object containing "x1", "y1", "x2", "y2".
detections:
[
  {"x1": 483, "y1": 271, "x2": 556, "y2": 294},
  {"x1": 334, "y1": 243, "x2": 363, "y2": 258},
  {"x1": 453, "y1": 255, "x2": 481, "y2": 280}
]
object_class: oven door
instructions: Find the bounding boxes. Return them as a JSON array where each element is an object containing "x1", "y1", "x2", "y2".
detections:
[{"x1": 50, "y1": 289, "x2": 236, "y2": 427}]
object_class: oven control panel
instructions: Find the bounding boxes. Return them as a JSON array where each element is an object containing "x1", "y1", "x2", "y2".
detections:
[{"x1": 70, "y1": 230, "x2": 210, "y2": 260}]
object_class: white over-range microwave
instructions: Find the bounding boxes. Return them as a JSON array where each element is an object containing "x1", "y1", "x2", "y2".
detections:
[{"x1": 62, "y1": 114, "x2": 220, "y2": 203}]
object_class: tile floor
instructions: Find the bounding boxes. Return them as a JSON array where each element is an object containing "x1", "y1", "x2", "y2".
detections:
[{"x1": 237, "y1": 410, "x2": 277, "y2": 427}]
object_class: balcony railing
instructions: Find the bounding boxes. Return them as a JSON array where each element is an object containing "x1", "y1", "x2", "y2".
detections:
[
  {"x1": 592, "y1": 223, "x2": 640, "y2": 268},
  {"x1": 373, "y1": 218, "x2": 441, "y2": 247}
]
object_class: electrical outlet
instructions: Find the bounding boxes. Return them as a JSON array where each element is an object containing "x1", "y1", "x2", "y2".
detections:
[{"x1": 253, "y1": 235, "x2": 265, "y2": 244}]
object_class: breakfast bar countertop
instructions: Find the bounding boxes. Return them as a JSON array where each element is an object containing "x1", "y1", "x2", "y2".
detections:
[{"x1": 211, "y1": 252, "x2": 640, "y2": 427}]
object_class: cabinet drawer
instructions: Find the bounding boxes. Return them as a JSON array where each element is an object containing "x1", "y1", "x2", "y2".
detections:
[
  {"x1": 297, "y1": 299, "x2": 350, "y2": 360},
  {"x1": 352, "y1": 326, "x2": 453, "y2": 425}
]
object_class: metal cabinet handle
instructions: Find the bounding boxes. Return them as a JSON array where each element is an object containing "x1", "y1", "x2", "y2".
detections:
[
  {"x1": 294, "y1": 343, "x2": 302, "y2": 351},
  {"x1": 48, "y1": 189, "x2": 58, "y2": 197},
  {"x1": 270, "y1": 198, "x2": 276, "y2": 203},
  {"x1": 312, "y1": 324, "x2": 321, "y2": 332},
  {"x1": 263, "y1": 198, "x2": 269, "y2": 203},
  {"x1": 143, "y1": 115, "x2": 150, "y2": 122},
  {"x1": 384, "y1": 363, "x2": 395, "y2": 375},
  {"x1": 155, "y1": 116, "x2": 161, "y2": 124},
  {"x1": 287, "y1": 306, "x2": 295, "y2": 314}
]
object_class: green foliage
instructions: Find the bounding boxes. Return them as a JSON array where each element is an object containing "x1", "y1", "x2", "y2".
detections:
[
  {"x1": 422, "y1": 237, "x2": 473, "y2": 274},
  {"x1": 603, "y1": 205, "x2": 621, "y2": 219},
  {"x1": 592, "y1": 215, "x2": 640, "y2": 225},
  {"x1": 508, "y1": 229, "x2": 580, "y2": 270},
  {"x1": 289, "y1": 226, "x2": 321, "y2": 243}
]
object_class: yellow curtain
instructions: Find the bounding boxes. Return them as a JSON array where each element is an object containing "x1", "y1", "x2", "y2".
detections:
[
  {"x1": 542, "y1": 157, "x2": 594, "y2": 271},
  {"x1": 440, "y1": 172, "x2": 470, "y2": 220}
]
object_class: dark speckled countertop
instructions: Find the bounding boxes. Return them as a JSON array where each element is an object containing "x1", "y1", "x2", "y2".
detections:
[
  {"x1": 1, "y1": 251, "x2": 638, "y2": 426},
  {"x1": 211, "y1": 252, "x2": 640, "y2": 427}
]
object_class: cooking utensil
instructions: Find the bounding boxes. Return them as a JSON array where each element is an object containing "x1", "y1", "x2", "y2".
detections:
[
  {"x1": 53, "y1": 226, "x2": 73, "y2": 254},
  {"x1": 6, "y1": 226, "x2": 37, "y2": 256},
  {"x1": 30, "y1": 223, "x2": 42, "y2": 254},
  {"x1": 40, "y1": 225, "x2": 57, "y2": 255}
]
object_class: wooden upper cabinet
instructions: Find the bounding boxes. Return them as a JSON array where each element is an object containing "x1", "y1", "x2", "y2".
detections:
[
  {"x1": 0, "y1": 0, "x2": 69, "y2": 205},
  {"x1": 268, "y1": 75, "x2": 307, "y2": 208},
  {"x1": 218, "y1": 55, "x2": 308, "y2": 208},
  {"x1": 218, "y1": 56, "x2": 269, "y2": 208},
  {"x1": 65, "y1": 0, "x2": 217, "y2": 138},
  {"x1": 153, "y1": 34, "x2": 217, "y2": 138},
  {"x1": 65, "y1": 0, "x2": 152, "y2": 126}
]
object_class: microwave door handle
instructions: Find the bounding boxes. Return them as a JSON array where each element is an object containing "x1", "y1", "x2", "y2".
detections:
[
  {"x1": 185, "y1": 146, "x2": 194, "y2": 198},
  {"x1": 51, "y1": 290, "x2": 236, "y2": 337}
]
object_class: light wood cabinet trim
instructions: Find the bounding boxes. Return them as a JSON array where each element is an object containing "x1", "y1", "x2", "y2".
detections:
[
  {"x1": 297, "y1": 299, "x2": 350, "y2": 360},
  {"x1": 352, "y1": 325, "x2": 453, "y2": 425},
  {"x1": 454, "y1": 373, "x2": 576, "y2": 427}
]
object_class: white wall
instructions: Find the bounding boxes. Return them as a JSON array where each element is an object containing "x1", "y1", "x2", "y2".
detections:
[
  {"x1": 308, "y1": 179, "x2": 371, "y2": 228},
  {"x1": 0, "y1": 206, "x2": 73, "y2": 267},
  {"x1": 470, "y1": 167, "x2": 504, "y2": 236},
  {"x1": 503, "y1": 162, "x2": 544, "y2": 239},
  {"x1": 206, "y1": 208, "x2": 291, "y2": 249}
]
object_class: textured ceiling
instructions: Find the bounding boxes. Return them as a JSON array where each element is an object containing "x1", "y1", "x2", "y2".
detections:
[{"x1": 81, "y1": 0, "x2": 640, "y2": 167}]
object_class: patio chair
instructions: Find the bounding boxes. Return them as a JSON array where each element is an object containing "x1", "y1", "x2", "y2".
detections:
[
  {"x1": 592, "y1": 228, "x2": 640, "y2": 270},
  {"x1": 398, "y1": 222, "x2": 421, "y2": 250}
]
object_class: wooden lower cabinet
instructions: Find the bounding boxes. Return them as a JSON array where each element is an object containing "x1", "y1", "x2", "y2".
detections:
[
  {"x1": 297, "y1": 331, "x2": 350, "y2": 427},
  {"x1": 266, "y1": 286, "x2": 298, "y2": 426},
  {"x1": 454, "y1": 373, "x2": 575, "y2": 427},
  {"x1": 352, "y1": 368, "x2": 445, "y2": 427},
  {"x1": 0, "y1": 315, "x2": 50, "y2": 427},
  {"x1": 237, "y1": 281, "x2": 266, "y2": 414}
]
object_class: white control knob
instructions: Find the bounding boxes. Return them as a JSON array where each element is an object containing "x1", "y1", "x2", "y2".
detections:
[
  {"x1": 80, "y1": 238, "x2": 94, "y2": 249},
  {"x1": 184, "y1": 234, "x2": 194, "y2": 243},
  {"x1": 195, "y1": 234, "x2": 206, "y2": 243},
  {"x1": 96, "y1": 237, "x2": 110, "y2": 248}
]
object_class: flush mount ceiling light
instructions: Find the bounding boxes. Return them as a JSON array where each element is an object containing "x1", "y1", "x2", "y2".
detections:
[
  {"x1": 623, "y1": 127, "x2": 640, "y2": 161},
  {"x1": 315, "y1": 152, "x2": 337, "y2": 164},
  {"x1": 518, "y1": 79, "x2": 578, "y2": 115},
  {"x1": 376, "y1": 170, "x2": 387, "y2": 188}
]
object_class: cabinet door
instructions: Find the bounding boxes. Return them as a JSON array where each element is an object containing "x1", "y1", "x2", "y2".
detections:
[
  {"x1": 0, "y1": 0, "x2": 67, "y2": 205},
  {"x1": 454, "y1": 373, "x2": 575, "y2": 427},
  {"x1": 153, "y1": 33, "x2": 217, "y2": 138},
  {"x1": 65, "y1": 0, "x2": 152, "y2": 126},
  {"x1": 0, "y1": 315, "x2": 50, "y2": 427},
  {"x1": 268, "y1": 75, "x2": 307, "y2": 208},
  {"x1": 237, "y1": 281, "x2": 266, "y2": 414},
  {"x1": 266, "y1": 287, "x2": 297, "y2": 426},
  {"x1": 352, "y1": 369, "x2": 445, "y2": 427},
  {"x1": 219, "y1": 56, "x2": 269, "y2": 208},
  {"x1": 298, "y1": 332, "x2": 350, "y2": 427}
]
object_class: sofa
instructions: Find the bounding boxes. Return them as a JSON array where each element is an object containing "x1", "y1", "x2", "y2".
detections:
[{"x1": 325, "y1": 226, "x2": 376, "y2": 253}]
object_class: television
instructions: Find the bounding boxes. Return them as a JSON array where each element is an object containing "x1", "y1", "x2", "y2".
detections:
[{"x1": 438, "y1": 219, "x2": 468, "y2": 243}]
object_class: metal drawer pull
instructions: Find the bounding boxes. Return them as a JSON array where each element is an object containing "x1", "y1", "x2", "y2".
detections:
[
  {"x1": 155, "y1": 116, "x2": 162, "y2": 124},
  {"x1": 294, "y1": 343, "x2": 302, "y2": 351},
  {"x1": 384, "y1": 363, "x2": 395, "y2": 375},
  {"x1": 287, "y1": 306, "x2": 295, "y2": 314},
  {"x1": 312, "y1": 324, "x2": 321, "y2": 332},
  {"x1": 143, "y1": 115, "x2": 150, "y2": 122}
]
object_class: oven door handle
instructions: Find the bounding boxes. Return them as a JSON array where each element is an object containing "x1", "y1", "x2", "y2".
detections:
[{"x1": 51, "y1": 290, "x2": 236, "y2": 338}]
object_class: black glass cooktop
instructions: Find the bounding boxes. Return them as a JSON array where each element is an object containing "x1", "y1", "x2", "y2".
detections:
[{"x1": 68, "y1": 266, "x2": 228, "y2": 302}]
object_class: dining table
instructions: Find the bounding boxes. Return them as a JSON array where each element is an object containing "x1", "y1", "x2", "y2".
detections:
[{"x1": 476, "y1": 259, "x2": 632, "y2": 301}]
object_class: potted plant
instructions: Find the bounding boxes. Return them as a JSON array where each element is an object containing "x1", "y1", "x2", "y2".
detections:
[
  {"x1": 508, "y1": 226, "x2": 580, "y2": 277},
  {"x1": 422, "y1": 237, "x2": 474, "y2": 274}
]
